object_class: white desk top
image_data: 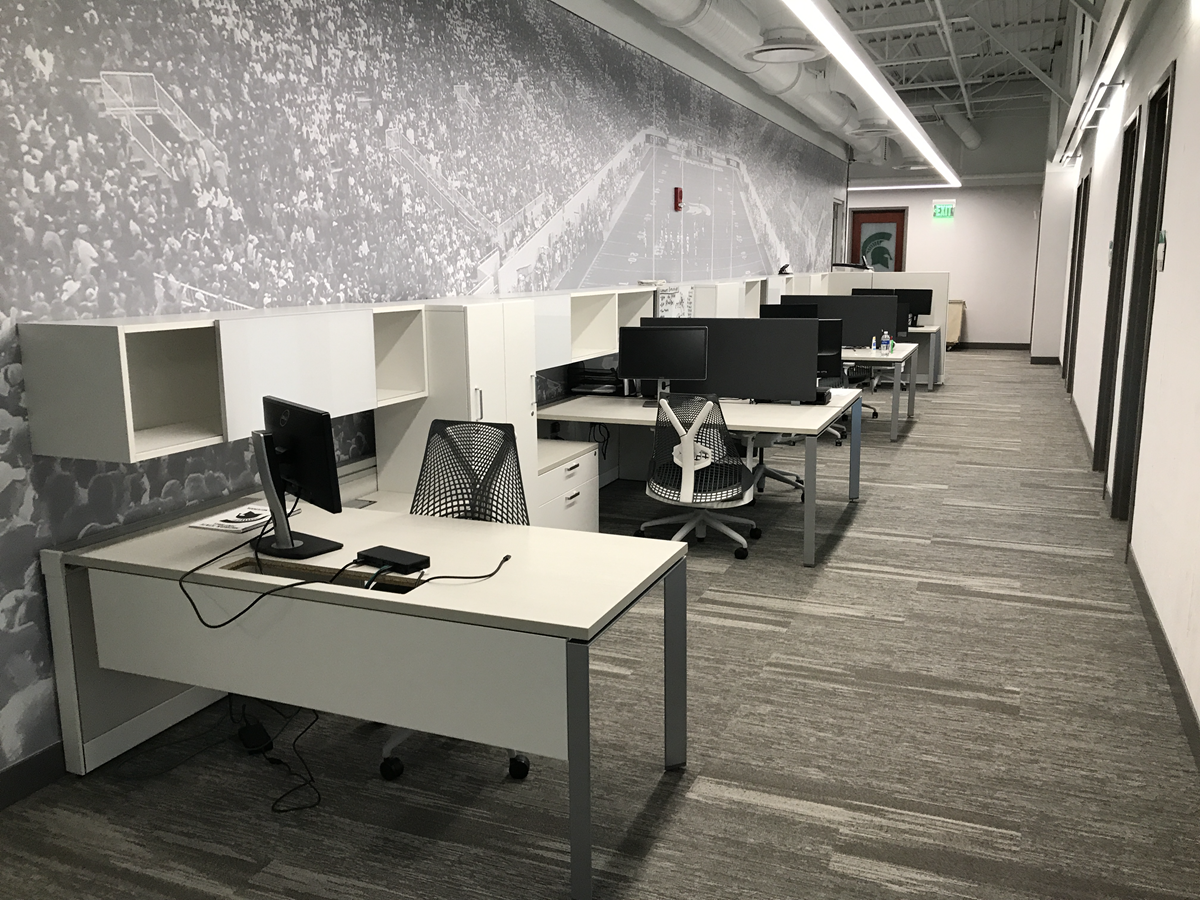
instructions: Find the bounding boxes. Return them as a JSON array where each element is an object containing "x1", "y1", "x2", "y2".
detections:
[
  {"x1": 908, "y1": 324, "x2": 942, "y2": 335},
  {"x1": 537, "y1": 389, "x2": 861, "y2": 436},
  {"x1": 63, "y1": 503, "x2": 685, "y2": 641},
  {"x1": 842, "y1": 343, "x2": 919, "y2": 364}
]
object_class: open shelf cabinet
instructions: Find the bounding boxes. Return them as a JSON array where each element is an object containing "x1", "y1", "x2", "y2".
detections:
[{"x1": 373, "y1": 306, "x2": 428, "y2": 407}]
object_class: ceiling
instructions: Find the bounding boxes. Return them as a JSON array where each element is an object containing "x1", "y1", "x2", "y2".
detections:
[{"x1": 830, "y1": 0, "x2": 1073, "y2": 122}]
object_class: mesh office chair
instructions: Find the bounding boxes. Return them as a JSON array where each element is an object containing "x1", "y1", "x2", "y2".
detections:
[
  {"x1": 635, "y1": 394, "x2": 762, "y2": 558},
  {"x1": 378, "y1": 419, "x2": 531, "y2": 782}
]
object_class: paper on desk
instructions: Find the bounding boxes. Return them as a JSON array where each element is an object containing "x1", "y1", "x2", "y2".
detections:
[{"x1": 188, "y1": 504, "x2": 298, "y2": 533}]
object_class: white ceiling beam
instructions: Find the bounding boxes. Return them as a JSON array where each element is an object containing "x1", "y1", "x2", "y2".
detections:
[
  {"x1": 967, "y1": 13, "x2": 1072, "y2": 102},
  {"x1": 931, "y1": 0, "x2": 974, "y2": 117},
  {"x1": 1069, "y1": 0, "x2": 1103, "y2": 23}
]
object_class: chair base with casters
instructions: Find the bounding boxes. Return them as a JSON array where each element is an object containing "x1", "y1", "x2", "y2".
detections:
[
  {"x1": 378, "y1": 727, "x2": 530, "y2": 781},
  {"x1": 636, "y1": 496, "x2": 762, "y2": 559}
]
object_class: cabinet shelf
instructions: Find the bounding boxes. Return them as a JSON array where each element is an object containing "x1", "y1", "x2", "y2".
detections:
[{"x1": 374, "y1": 307, "x2": 428, "y2": 404}]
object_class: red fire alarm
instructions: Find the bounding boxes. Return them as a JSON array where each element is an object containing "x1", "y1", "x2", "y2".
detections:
[{"x1": 673, "y1": 187, "x2": 683, "y2": 212}]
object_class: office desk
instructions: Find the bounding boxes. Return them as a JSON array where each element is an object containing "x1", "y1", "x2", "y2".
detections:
[
  {"x1": 908, "y1": 324, "x2": 944, "y2": 391},
  {"x1": 537, "y1": 389, "x2": 862, "y2": 566},
  {"x1": 44, "y1": 505, "x2": 687, "y2": 900},
  {"x1": 842, "y1": 343, "x2": 918, "y2": 441}
]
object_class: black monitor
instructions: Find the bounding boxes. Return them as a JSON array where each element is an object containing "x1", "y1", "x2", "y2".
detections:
[
  {"x1": 617, "y1": 326, "x2": 708, "y2": 381},
  {"x1": 816, "y1": 319, "x2": 843, "y2": 379},
  {"x1": 641, "y1": 317, "x2": 817, "y2": 402},
  {"x1": 761, "y1": 302, "x2": 818, "y2": 319},
  {"x1": 786, "y1": 295, "x2": 898, "y2": 348},
  {"x1": 251, "y1": 396, "x2": 343, "y2": 559},
  {"x1": 853, "y1": 287, "x2": 932, "y2": 322}
]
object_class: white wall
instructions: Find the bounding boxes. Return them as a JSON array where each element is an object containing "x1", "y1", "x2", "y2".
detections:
[
  {"x1": 1067, "y1": 0, "x2": 1200, "y2": 717},
  {"x1": 849, "y1": 185, "x2": 1043, "y2": 344},
  {"x1": 1030, "y1": 162, "x2": 1080, "y2": 361}
]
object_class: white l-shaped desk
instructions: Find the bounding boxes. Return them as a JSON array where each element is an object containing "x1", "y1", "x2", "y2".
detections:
[
  {"x1": 537, "y1": 389, "x2": 863, "y2": 566},
  {"x1": 42, "y1": 503, "x2": 687, "y2": 900}
]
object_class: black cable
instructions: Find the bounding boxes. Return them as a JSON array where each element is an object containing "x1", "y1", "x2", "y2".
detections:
[
  {"x1": 180, "y1": 559, "x2": 362, "y2": 629},
  {"x1": 415, "y1": 554, "x2": 512, "y2": 586},
  {"x1": 264, "y1": 709, "x2": 322, "y2": 813},
  {"x1": 363, "y1": 563, "x2": 394, "y2": 590}
]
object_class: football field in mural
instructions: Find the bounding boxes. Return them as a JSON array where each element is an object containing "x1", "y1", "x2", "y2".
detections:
[{"x1": 568, "y1": 146, "x2": 770, "y2": 289}]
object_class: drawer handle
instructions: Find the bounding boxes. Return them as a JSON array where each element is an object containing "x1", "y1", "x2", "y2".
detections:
[
  {"x1": 565, "y1": 463, "x2": 581, "y2": 472},
  {"x1": 566, "y1": 491, "x2": 580, "y2": 501}
]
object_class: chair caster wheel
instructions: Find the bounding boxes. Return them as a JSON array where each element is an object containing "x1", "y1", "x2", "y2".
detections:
[
  {"x1": 695, "y1": 537, "x2": 705, "y2": 543},
  {"x1": 734, "y1": 547, "x2": 749, "y2": 560},
  {"x1": 380, "y1": 757, "x2": 404, "y2": 780},
  {"x1": 509, "y1": 754, "x2": 530, "y2": 780},
  {"x1": 835, "y1": 439, "x2": 843, "y2": 447},
  {"x1": 872, "y1": 411, "x2": 879, "y2": 419},
  {"x1": 749, "y1": 528, "x2": 762, "y2": 540},
  {"x1": 633, "y1": 529, "x2": 645, "y2": 537}
]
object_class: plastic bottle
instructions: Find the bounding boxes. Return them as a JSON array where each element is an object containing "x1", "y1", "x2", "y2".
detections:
[
  {"x1": 871, "y1": 335, "x2": 877, "y2": 351},
  {"x1": 880, "y1": 330, "x2": 891, "y2": 353}
]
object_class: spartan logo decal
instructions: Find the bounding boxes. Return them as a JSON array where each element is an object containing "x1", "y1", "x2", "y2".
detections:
[{"x1": 862, "y1": 230, "x2": 895, "y2": 270}]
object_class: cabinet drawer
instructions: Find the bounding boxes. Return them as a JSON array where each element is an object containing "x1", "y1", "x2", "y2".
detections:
[
  {"x1": 534, "y1": 449, "x2": 598, "y2": 507},
  {"x1": 533, "y1": 477, "x2": 598, "y2": 532}
]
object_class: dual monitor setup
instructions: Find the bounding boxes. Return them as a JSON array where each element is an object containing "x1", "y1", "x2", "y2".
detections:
[{"x1": 759, "y1": 288, "x2": 932, "y2": 348}]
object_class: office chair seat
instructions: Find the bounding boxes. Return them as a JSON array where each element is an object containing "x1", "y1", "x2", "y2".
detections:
[{"x1": 636, "y1": 394, "x2": 763, "y2": 558}]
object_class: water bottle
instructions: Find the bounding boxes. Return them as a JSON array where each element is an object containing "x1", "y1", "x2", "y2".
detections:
[
  {"x1": 870, "y1": 335, "x2": 877, "y2": 351},
  {"x1": 881, "y1": 330, "x2": 891, "y2": 353}
]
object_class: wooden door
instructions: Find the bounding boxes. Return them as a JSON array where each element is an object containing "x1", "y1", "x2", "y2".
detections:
[{"x1": 851, "y1": 209, "x2": 906, "y2": 272}]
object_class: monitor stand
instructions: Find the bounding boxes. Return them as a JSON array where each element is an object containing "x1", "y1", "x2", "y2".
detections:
[
  {"x1": 250, "y1": 431, "x2": 343, "y2": 560},
  {"x1": 643, "y1": 378, "x2": 668, "y2": 407}
]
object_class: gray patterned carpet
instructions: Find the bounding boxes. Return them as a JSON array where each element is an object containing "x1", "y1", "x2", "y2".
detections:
[{"x1": 2, "y1": 351, "x2": 1198, "y2": 900}]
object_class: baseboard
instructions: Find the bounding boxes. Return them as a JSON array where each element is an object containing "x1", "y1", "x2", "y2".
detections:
[
  {"x1": 1127, "y1": 549, "x2": 1200, "y2": 775},
  {"x1": 957, "y1": 342, "x2": 1032, "y2": 351},
  {"x1": 0, "y1": 742, "x2": 65, "y2": 811},
  {"x1": 1030, "y1": 356, "x2": 1060, "y2": 366}
]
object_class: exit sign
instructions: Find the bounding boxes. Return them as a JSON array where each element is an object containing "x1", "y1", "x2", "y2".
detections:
[{"x1": 933, "y1": 200, "x2": 956, "y2": 219}]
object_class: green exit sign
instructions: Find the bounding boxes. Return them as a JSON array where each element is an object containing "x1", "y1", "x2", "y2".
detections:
[{"x1": 933, "y1": 200, "x2": 956, "y2": 220}]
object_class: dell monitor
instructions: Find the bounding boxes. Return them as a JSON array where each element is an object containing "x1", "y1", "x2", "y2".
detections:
[
  {"x1": 853, "y1": 287, "x2": 932, "y2": 324},
  {"x1": 251, "y1": 396, "x2": 343, "y2": 559},
  {"x1": 787, "y1": 295, "x2": 898, "y2": 348},
  {"x1": 617, "y1": 326, "x2": 708, "y2": 381}
]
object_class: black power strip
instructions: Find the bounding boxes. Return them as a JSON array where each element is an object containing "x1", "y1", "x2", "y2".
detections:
[{"x1": 356, "y1": 545, "x2": 430, "y2": 575}]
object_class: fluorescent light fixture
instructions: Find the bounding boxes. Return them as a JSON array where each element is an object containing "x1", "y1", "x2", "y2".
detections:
[
  {"x1": 848, "y1": 183, "x2": 959, "y2": 192},
  {"x1": 779, "y1": 0, "x2": 961, "y2": 188}
]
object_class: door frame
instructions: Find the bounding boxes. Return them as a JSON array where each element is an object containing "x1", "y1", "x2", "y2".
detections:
[
  {"x1": 850, "y1": 208, "x2": 907, "y2": 271},
  {"x1": 1093, "y1": 109, "x2": 1141, "y2": 475},
  {"x1": 1063, "y1": 173, "x2": 1091, "y2": 393},
  {"x1": 1112, "y1": 64, "x2": 1175, "y2": 526}
]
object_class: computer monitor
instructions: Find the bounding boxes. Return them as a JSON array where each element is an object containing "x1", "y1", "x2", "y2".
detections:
[
  {"x1": 816, "y1": 319, "x2": 843, "y2": 379},
  {"x1": 762, "y1": 302, "x2": 819, "y2": 319},
  {"x1": 641, "y1": 317, "x2": 817, "y2": 402},
  {"x1": 853, "y1": 287, "x2": 932, "y2": 323},
  {"x1": 787, "y1": 295, "x2": 898, "y2": 348},
  {"x1": 617, "y1": 326, "x2": 708, "y2": 381},
  {"x1": 251, "y1": 396, "x2": 344, "y2": 559}
]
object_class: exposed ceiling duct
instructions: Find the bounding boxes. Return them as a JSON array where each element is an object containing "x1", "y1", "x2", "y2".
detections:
[
  {"x1": 629, "y1": 0, "x2": 889, "y2": 159},
  {"x1": 935, "y1": 104, "x2": 983, "y2": 150}
]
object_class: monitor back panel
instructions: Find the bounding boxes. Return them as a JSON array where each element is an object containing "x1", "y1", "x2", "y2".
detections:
[
  {"x1": 641, "y1": 317, "x2": 817, "y2": 402},
  {"x1": 813, "y1": 296, "x2": 898, "y2": 348}
]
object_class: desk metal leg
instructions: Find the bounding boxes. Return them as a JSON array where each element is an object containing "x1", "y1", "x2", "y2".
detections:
[
  {"x1": 890, "y1": 363, "x2": 902, "y2": 441},
  {"x1": 849, "y1": 398, "x2": 861, "y2": 501},
  {"x1": 664, "y1": 559, "x2": 687, "y2": 770},
  {"x1": 567, "y1": 641, "x2": 591, "y2": 900},
  {"x1": 804, "y1": 434, "x2": 817, "y2": 566},
  {"x1": 927, "y1": 337, "x2": 935, "y2": 392},
  {"x1": 907, "y1": 360, "x2": 917, "y2": 419}
]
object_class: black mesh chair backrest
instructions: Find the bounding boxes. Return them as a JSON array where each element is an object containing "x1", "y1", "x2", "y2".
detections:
[
  {"x1": 410, "y1": 420, "x2": 529, "y2": 525},
  {"x1": 647, "y1": 394, "x2": 753, "y2": 504}
]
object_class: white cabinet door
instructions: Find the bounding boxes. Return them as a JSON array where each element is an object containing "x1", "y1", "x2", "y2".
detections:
[
  {"x1": 219, "y1": 311, "x2": 376, "y2": 439},
  {"x1": 464, "y1": 304, "x2": 507, "y2": 423},
  {"x1": 502, "y1": 300, "x2": 539, "y2": 503}
]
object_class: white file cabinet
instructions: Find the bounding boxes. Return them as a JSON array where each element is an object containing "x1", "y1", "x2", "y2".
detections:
[{"x1": 532, "y1": 440, "x2": 598, "y2": 531}]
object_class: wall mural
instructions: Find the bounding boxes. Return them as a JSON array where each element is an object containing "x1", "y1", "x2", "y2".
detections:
[{"x1": 0, "y1": 0, "x2": 845, "y2": 772}]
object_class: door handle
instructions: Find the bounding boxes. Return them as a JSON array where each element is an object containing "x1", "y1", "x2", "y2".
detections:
[
  {"x1": 530, "y1": 373, "x2": 537, "y2": 416},
  {"x1": 565, "y1": 462, "x2": 581, "y2": 473},
  {"x1": 566, "y1": 491, "x2": 580, "y2": 501},
  {"x1": 474, "y1": 387, "x2": 484, "y2": 420}
]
